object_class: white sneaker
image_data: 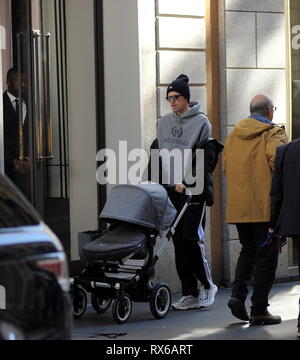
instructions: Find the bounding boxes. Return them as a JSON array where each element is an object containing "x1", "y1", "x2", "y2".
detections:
[
  {"x1": 198, "y1": 284, "x2": 218, "y2": 308},
  {"x1": 172, "y1": 295, "x2": 200, "y2": 310}
]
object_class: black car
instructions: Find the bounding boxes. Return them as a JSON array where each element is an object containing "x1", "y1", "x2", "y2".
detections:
[{"x1": 0, "y1": 175, "x2": 72, "y2": 340}]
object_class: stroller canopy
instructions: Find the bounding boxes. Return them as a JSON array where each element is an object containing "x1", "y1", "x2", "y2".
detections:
[{"x1": 100, "y1": 184, "x2": 177, "y2": 232}]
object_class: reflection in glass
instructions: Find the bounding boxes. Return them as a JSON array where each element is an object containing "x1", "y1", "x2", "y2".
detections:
[{"x1": 1, "y1": 0, "x2": 32, "y2": 201}]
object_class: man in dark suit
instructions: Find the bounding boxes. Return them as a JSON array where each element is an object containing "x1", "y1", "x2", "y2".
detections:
[
  {"x1": 269, "y1": 139, "x2": 300, "y2": 338},
  {"x1": 3, "y1": 68, "x2": 29, "y2": 184}
]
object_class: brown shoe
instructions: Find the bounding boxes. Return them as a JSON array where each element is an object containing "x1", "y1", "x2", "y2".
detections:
[
  {"x1": 228, "y1": 297, "x2": 250, "y2": 321},
  {"x1": 250, "y1": 310, "x2": 281, "y2": 325}
]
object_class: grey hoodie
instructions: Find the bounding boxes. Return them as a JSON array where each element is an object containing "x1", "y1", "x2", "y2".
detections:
[{"x1": 157, "y1": 103, "x2": 212, "y2": 184}]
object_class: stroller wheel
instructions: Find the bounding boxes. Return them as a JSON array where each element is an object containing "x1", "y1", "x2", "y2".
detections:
[
  {"x1": 150, "y1": 283, "x2": 171, "y2": 319},
  {"x1": 71, "y1": 287, "x2": 87, "y2": 319},
  {"x1": 112, "y1": 294, "x2": 132, "y2": 324},
  {"x1": 91, "y1": 294, "x2": 112, "y2": 314}
]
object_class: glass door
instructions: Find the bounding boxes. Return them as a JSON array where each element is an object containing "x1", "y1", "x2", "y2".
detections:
[
  {"x1": 32, "y1": 0, "x2": 71, "y2": 260},
  {"x1": 7, "y1": 0, "x2": 33, "y2": 201},
  {"x1": 1, "y1": 0, "x2": 71, "y2": 259}
]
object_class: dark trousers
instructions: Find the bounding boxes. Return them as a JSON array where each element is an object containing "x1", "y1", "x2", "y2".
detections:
[
  {"x1": 168, "y1": 192, "x2": 212, "y2": 298},
  {"x1": 291, "y1": 237, "x2": 300, "y2": 328},
  {"x1": 232, "y1": 223, "x2": 279, "y2": 315}
]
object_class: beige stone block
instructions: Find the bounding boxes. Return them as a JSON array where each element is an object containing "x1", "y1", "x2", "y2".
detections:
[
  {"x1": 226, "y1": 69, "x2": 286, "y2": 125},
  {"x1": 139, "y1": 0, "x2": 157, "y2": 152},
  {"x1": 158, "y1": 86, "x2": 207, "y2": 117},
  {"x1": 257, "y1": 13, "x2": 286, "y2": 69},
  {"x1": 226, "y1": 12, "x2": 256, "y2": 68},
  {"x1": 276, "y1": 246, "x2": 289, "y2": 278},
  {"x1": 153, "y1": 237, "x2": 180, "y2": 292},
  {"x1": 158, "y1": 17, "x2": 206, "y2": 49},
  {"x1": 225, "y1": 0, "x2": 284, "y2": 12},
  {"x1": 157, "y1": 0, "x2": 205, "y2": 17},
  {"x1": 158, "y1": 50, "x2": 206, "y2": 84},
  {"x1": 228, "y1": 224, "x2": 239, "y2": 240},
  {"x1": 222, "y1": 240, "x2": 231, "y2": 281}
]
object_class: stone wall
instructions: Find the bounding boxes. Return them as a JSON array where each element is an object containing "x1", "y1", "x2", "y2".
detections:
[{"x1": 156, "y1": 0, "x2": 207, "y2": 118}]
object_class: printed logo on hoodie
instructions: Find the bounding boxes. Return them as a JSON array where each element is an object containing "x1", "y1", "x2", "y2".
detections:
[{"x1": 172, "y1": 127, "x2": 183, "y2": 138}]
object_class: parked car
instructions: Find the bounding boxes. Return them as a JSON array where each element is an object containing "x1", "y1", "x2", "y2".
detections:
[{"x1": 0, "y1": 175, "x2": 72, "y2": 340}]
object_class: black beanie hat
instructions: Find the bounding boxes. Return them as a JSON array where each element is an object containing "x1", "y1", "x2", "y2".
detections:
[{"x1": 167, "y1": 74, "x2": 190, "y2": 102}]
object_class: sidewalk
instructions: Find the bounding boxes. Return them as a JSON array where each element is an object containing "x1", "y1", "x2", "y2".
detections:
[{"x1": 72, "y1": 281, "x2": 300, "y2": 341}]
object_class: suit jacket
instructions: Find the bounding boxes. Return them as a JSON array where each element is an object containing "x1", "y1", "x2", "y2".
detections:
[
  {"x1": 3, "y1": 92, "x2": 28, "y2": 180},
  {"x1": 270, "y1": 138, "x2": 300, "y2": 236}
]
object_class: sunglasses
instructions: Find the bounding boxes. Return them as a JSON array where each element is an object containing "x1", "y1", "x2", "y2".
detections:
[{"x1": 165, "y1": 95, "x2": 183, "y2": 102}]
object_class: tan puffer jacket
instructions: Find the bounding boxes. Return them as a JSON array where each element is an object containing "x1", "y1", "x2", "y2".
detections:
[{"x1": 222, "y1": 118, "x2": 288, "y2": 224}]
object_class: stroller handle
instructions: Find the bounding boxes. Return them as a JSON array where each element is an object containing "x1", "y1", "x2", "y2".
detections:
[{"x1": 164, "y1": 185, "x2": 193, "y2": 203}]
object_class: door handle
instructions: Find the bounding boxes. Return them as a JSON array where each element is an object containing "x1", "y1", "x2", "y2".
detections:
[
  {"x1": 33, "y1": 30, "x2": 53, "y2": 163},
  {"x1": 43, "y1": 32, "x2": 53, "y2": 160},
  {"x1": 16, "y1": 32, "x2": 25, "y2": 161}
]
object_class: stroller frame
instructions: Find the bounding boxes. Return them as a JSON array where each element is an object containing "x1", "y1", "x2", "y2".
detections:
[{"x1": 70, "y1": 189, "x2": 197, "y2": 324}]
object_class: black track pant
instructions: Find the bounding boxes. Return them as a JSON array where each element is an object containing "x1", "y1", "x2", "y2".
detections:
[
  {"x1": 232, "y1": 223, "x2": 279, "y2": 315},
  {"x1": 168, "y1": 192, "x2": 213, "y2": 298}
]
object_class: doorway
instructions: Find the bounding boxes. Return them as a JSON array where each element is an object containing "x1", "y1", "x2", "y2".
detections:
[{"x1": 0, "y1": 0, "x2": 71, "y2": 259}]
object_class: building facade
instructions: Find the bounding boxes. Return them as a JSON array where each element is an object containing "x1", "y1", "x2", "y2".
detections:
[{"x1": 0, "y1": 0, "x2": 298, "y2": 292}]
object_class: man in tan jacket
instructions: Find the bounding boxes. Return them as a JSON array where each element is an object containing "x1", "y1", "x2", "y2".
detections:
[{"x1": 223, "y1": 94, "x2": 288, "y2": 325}]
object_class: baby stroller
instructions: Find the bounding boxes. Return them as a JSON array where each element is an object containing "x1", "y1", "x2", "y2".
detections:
[{"x1": 70, "y1": 183, "x2": 192, "y2": 324}]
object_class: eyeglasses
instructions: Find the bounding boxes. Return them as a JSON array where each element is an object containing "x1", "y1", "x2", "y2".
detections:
[{"x1": 165, "y1": 95, "x2": 182, "y2": 102}]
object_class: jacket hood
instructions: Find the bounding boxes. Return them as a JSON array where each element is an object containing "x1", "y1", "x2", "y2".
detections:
[
  {"x1": 234, "y1": 118, "x2": 273, "y2": 140},
  {"x1": 180, "y1": 102, "x2": 205, "y2": 120}
]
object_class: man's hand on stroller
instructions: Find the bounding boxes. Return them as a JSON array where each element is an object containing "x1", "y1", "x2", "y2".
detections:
[{"x1": 175, "y1": 184, "x2": 186, "y2": 193}]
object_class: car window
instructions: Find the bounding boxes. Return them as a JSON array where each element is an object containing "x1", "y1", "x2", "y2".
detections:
[{"x1": 0, "y1": 176, "x2": 40, "y2": 228}]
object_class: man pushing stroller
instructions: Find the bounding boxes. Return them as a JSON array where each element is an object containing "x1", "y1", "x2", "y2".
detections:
[{"x1": 149, "y1": 74, "x2": 223, "y2": 310}]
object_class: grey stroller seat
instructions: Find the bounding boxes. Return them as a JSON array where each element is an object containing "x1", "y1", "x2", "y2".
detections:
[
  {"x1": 80, "y1": 184, "x2": 176, "y2": 263},
  {"x1": 82, "y1": 222, "x2": 148, "y2": 262}
]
